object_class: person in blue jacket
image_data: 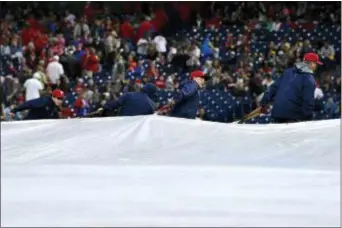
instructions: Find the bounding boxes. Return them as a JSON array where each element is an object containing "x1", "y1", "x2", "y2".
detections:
[
  {"x1": 167, "y1": 70, "x2": 207, "y2": 119},
  {"x1": 98, "y1": 83, "x2": 157, "y2": 116},
  {"x1": 10, "y1": 89, "x2": 64, "y2": 120},
  {"x1": 260, "y1": 52, "x2": 322, "y2": 123}
]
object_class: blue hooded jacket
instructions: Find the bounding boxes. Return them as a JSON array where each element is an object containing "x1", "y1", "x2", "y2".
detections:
[
  {"x1": 103, "y1": 83, "x2": 157, "y2": 116},
  {"x1": 11, "y1": 96, "x2": 60, "y2": 120},
  {"x1": 260, "y1": 62, "x2": 316, "y2": 121},
  {"x1": 170, "y1": 80, "x2": 200, "y2": 119},
  {"x1": 201, "y1": 36, "x2": 213, "y2": 57}
]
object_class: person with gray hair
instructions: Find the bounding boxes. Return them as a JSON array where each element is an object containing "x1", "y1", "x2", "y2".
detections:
[{"x1": 260, "y1": 52, "x2": 322, "y2": 123}]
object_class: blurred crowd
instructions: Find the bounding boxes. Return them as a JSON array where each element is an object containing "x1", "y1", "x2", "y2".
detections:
[{"x1": 1, "y1": 1, "x2": 341, "y2": 122}]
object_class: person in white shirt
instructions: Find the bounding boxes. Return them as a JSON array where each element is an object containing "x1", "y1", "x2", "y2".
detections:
[
  {"x1": 167, "y1": 46, "x2": 177, "y2": 63},
  {"x1": 105, "y1": 31, "x2": 121, "y2": 55},
  {"x1": 73, "y1": 19, "x2": 90, "y2": 38},
  {"x1": 189, "y1": 42, "x2": 201, "y2": 58},
  {"x1": 153, "y1": 35, "x2": 167, "y2": 53},
  {"x1": 23, "y1": 73, "x2": 43, "y2": 101},
  {"x1": 319, "y1": 42, "x2": 335, "y2": 60},
  {"x1": 137, "y1": 38, "x2": 149, "y2": 56},
  {"x1": 186, "y1": 42, "x2": 201, "y2": 68},
  {"x1": 46, "y1": 56, "x2": 64, "y2": 90},
  {"x1": 65, "y1": 10, "x2": 76, "y2": 26}
]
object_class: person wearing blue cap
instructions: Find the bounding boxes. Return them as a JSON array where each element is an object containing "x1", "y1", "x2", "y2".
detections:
[{"x1": 97, "y1": 83, "x2": 157, "y2": 116}]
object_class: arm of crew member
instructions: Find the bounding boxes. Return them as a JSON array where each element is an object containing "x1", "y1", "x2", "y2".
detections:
[
  {"x1": 11, "y1": 98, "x2": 46, "y2": 113},
  {"x1": 174, "y1": 82, "x2": 199, "y2": 103},
  {"x1": 302, "y1": 78, "x2": 315, "y2": 120},
  {"x1": 260, "y1": 75, "x2": 282, "y2": 106},
  {"x1": 103, "y1": 95, "x2": 126, "y2": 111}
]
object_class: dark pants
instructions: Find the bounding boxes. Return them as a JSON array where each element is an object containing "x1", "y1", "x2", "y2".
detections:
[{"x1": 273, "y1": 118, "x2": 299, "y2": 124}]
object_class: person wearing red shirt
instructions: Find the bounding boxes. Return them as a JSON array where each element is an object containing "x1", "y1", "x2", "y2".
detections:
[
  {"x1": 83, "y1": 2, "x2": 95, "y2": 22},
  {"x1": 34, "y1": 32, "x2": 48, "y2": 53},
  {"x1": 73, "y1": 85, "x2": 89, "y2": 117},
  {"x1": 206, "y1": 11, "x2": 221, "y2": 29},
  {"x1": 137, "y1": 18, "x2": 154, "y2": 42},
  {"x1": 176, "y1": 2, "x2": 191, "y2": 23},
  {"x1": 155, "y1": 76, "x2": 166, "y2": 89},
  {"x1": 146, "y1": 61, "x2": 159, "y2": 79},
  {"x1": 150, "y1": 7, "x2": 168, "y2": 32},
  {"x1": 81, "y1": 48, "x2": 99, "y2": 78},
  {"x1": 120, "y1": 19, "x2": 135, "y2": 41}
]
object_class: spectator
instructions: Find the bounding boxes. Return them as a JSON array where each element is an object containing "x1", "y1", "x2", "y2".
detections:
[
  {"x1": 81, "y1": 48, "x2": 99, "y2": 78},
  {"x1": 195, "y1": 13, "x2": 204, "y2": 29},
  {"x1": 104, "y1": 30, "x2": 120, "y2": 55},
  {"x1": 153, "y1": 34, "x2": 167, "y2": 54},
  {"x1": 155, "y1": 76, "x2": 166, "y2": 89},
  {"x1": 137, "y1": 17, "x2": 154, "y2": 41},
  {"x1": 167, "y1": 41, "x2": 177, "y2": 62},
  {"x1": 112, "y1": 54, "x2": 126, "y2": 82},
  {"x1": 64, "y1": 10, "x2": 76, "y2": 27},
  {"x1": 23, "y1": 73, "x2": 43, "y2": 101},
  {"x1": 262, "y1": 74, "x2": 274, "y2": 88},
  {"x1": 46, "y1": 55, "x2": 64, "y2": 90},
  {"x1": 33, "y1": 64, "x2": 48, "y2": 85},
  {"x1": 73, "y1": 17, "x2": 90, "y2": 39},
  {"x1": 165, "y1": 74, "x2": 175, "y2": 90},
  {"x1": 320, "y1": 42, "x2": 335, "y2": 61},
  {"x1": 74, "y1": 85, "x2": 89, "y2": 117},
  {"x1": 120, "y1": 18, "x2": 135, "y2": 41},
  {"x1": 59, "y1": 75, "x2": 70, "y2": 93},
  {"x1": 137, "y1": 36, "x2": 149, "y2": 56},
  {"x1": 324, "y1": 97, "x2": 338, "y2": 118}
]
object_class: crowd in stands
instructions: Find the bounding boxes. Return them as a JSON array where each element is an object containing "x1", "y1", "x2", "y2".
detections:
[{"x1": 1, "y1": 2, "x2": 341, "y2": 123}]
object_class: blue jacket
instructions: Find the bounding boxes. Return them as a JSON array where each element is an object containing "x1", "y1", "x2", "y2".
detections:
[
  {"x1": 103, "y1": 83, "x2": 157, "y2": 116},
  {"x1": 11, "y1": 96, "x2": 60, "y2": 120},
  {"x1": 170, "y1": 80, "x2": 200, "y2": 119},
  {"x1": 201, "y1": 36, "x2": 213, "y2": 57},
  {"x1": 261, "y1": 62, "x2": 316, "y2": 121}
]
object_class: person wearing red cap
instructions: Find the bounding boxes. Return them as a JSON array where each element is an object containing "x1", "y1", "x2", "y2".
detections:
[
  {"x1": 260, "y1": 52, "x2": 322, "y2": 123},
  {"x1": 10, "y1": 89, "x2": 64, "y2": 120},
  {"x1": 163, "y1": 70, "x2": 208, "y2": 119}
]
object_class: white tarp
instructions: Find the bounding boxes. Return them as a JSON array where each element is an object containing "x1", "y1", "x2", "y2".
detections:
[{"x1": 1, "y1": 116, "x2": 340, "y2": 227}]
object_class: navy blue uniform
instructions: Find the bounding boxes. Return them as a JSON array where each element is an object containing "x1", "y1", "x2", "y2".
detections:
[
  {"x1": 170, "y1": 80, "x2": 200, "y2": 119},
  {"x1": 260, "y1": 62, "x2": 316, "y2": 121},
  {"x1": 11, "y1": 96, "x2": 60, "y2": 120},
  {"x1": 103, "y1": 83, "x2": 157, "y2": 116}
]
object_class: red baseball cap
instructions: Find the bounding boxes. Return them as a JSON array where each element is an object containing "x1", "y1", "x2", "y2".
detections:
[
  {"x1": 52, "y1": 89, "x2": 65, "y2": 99},
  {"x1": 190, "y1": 70, "x2": 208, "y2": 80},
  {"x1": 303, "y1": 53, "x2": 323, "y2": 65}
]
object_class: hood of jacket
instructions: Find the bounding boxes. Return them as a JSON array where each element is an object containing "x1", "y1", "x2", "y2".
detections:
[{"x1": 294, "y1": 62, "x2": 314, "y2": 74}]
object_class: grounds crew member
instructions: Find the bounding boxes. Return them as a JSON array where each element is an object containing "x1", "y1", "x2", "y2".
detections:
[
  {"x1": 97, "y1": 83, "x2": 157, "y2": 116},
  {"x1": 159, "y1": 70, "x2": 207, "y2": 119},
  {"x1": 10, "y1": 89, "x2": 64, "y2": 120},
  {"x1": 260, "y1": 52, "x2": 322, "y2": 123}
]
